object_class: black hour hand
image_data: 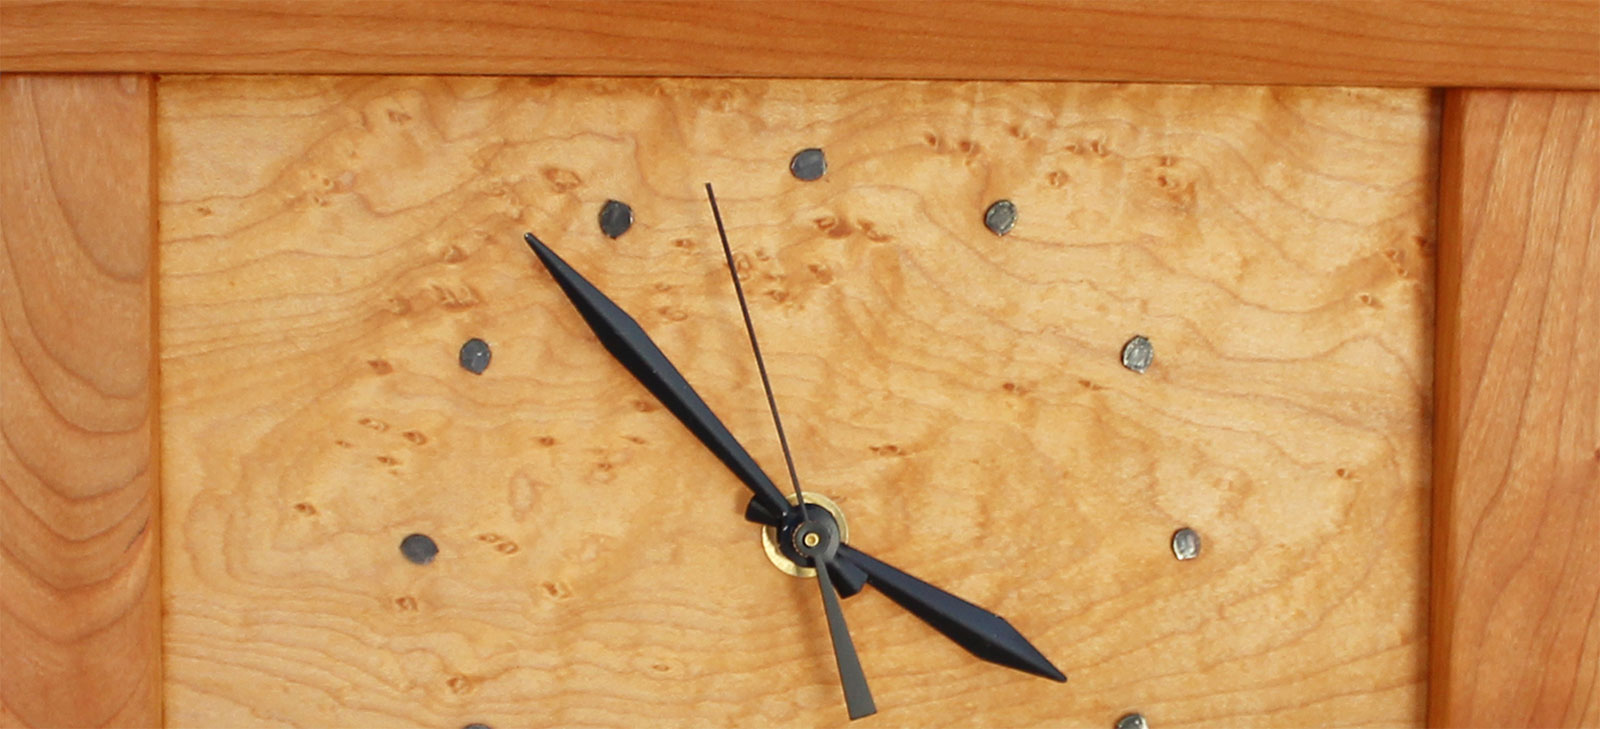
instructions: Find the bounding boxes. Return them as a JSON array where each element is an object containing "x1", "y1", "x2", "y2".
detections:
[
  {"x1": 837, "y1": 544, "x2": 1066, "y2": 682},
  {"x1": 524, "y1": 233, "x2": 792, "y2": 526}
]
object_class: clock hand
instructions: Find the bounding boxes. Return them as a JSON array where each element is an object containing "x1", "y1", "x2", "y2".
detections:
[
  {"x1": 815, "y1": 551, "x2": 878, "y2": 719},
  {"x1": 705, "y1": 184, "x2": 807, "y2": 508},
  {"x1": 837, "y1": 544, "x2": 1067, "y2": 683},
  {"x1": 707, "y1": 183, "x2": 876, "y2": 720},
  {"x1": 523, "y1": 232, "x2": 791, "y2": 526}
]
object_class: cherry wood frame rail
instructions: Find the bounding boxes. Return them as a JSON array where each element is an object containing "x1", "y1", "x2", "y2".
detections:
[{"x1": 2, "y1": 2, "x2": 1596, "y2": 727}]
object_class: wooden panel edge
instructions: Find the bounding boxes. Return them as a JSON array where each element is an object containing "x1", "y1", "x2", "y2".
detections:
[
  {"x1": 1, "y1": 0, "x2": 1597, "y2": 88},
  {"x1": 1429, "y1": 89, "x2": 1600, "y2": 728},
  {"x1": 0, "y1": 74, "x2": 162, "y2": 729},
  {"x1": 1429, "y1": 87, "x2": 1466, "y2": 729}
]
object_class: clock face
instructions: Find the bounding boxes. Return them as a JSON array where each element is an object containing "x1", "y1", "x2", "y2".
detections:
[{"x1": 159, "y1": 77, "x2": 1434, "y2": 727}]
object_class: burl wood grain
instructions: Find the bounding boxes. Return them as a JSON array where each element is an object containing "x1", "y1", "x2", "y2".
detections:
[
  {"x1": 0, "y1": 75, "x2": 160, "y2": 728},
  {"x1": 158, "y1": 77, "x2": 1436, "y2": 728},
  {"x1": 2, "y1": 1, "x2": 1597, "y2": 88},
  {"x1": 1431, "y1": 90, "x2": 1600, "y2": 729}
]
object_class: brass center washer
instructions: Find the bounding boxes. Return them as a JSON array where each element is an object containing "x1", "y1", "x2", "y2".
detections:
[{"x1": 760, "y1": 492, "x2": 848, "y2": 578}]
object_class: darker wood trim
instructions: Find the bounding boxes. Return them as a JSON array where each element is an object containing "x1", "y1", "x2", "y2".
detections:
[
  {"x1": 1430, "y1": 88, "x2": 1600, "y2": 728},
  {"x1": 1, "y1": 0, "x2": 1596, "y2": 88},
  {"x1": 0, "y1": 73, "x2": 162, "y2": 729}
]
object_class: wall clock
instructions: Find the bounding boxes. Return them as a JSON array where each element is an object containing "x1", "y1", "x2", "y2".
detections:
[{"x1": 147, "y1": 75, "x2": 1438, "y2": 728}]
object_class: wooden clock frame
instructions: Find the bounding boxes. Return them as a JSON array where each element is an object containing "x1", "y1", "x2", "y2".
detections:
[{"x1": 2, "y1": 2, "x2": 1596, "y2": 727}]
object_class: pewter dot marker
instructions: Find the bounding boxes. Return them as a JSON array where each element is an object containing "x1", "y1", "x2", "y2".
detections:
[
  {"x1": 1122, "y1": 335, "x2": 1153, "y2": 373},
  {"x1": 598, "y1": 199, "x2": 633, "y2": 239},
  {"x1": 984, "y1": 199, "x2": 1017, "y2": 236},
  {"x1": 459, "y1": 338, "x2": 491, "y2": 375},
  {"x1": 400, "y1": 533, "x2": 438, "y2": 565},
  {"x1": 1172, "y1": 527, "x2": 1201, "y2": 561},
  {"x1": 1116, "y1": 713, "x2": 1149, "y2": 729},
  {"x1": 789, "y1": 147, "x2": 827, "y2": 181}
]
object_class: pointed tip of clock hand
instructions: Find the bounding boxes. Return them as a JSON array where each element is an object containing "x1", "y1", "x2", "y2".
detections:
[
  {"x1": 524, "y1": 232, "x2": 577, "y2": 288},
  {"x1": 521, "y1": 231, "x2": 629, "y2": 342},
  {"x1": 838, "y1": 545, "x2": 1067, "y2": 683},
  {"x1": 524, "y1": 231, "x2": 553, "y2": 259}
]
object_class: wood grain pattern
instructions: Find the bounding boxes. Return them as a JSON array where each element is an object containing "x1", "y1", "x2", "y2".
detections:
[
  {"x1": 2, "y1": 0, "x2": 1596, "y2": 88},
  {"x1": 0, "y1": 75, "x2": 160, "y2": 729},
  {"x1": 1430, "y1": 89, "x2": 1600, "y2": 729},
  {"x1": 158, "y1": 76, "x2": 1436, "y2": 728}
]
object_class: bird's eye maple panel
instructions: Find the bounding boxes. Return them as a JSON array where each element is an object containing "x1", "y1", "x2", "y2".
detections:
[{"x1": 157, "y1": 76, "x2": 1436, "y2": 728}]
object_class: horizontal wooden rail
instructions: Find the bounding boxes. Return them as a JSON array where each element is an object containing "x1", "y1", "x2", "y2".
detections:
[{"x1": 1, "y1": 0, "x2": 1596, "y2": 88}]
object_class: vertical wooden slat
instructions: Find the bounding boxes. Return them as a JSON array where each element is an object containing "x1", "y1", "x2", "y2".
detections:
[
  {"x1": 1432, "y1": 89, "x2": 1600, "y2": 728},
  {"x1": 0, "y1": 75, "x2": 160, "y2": 728}
]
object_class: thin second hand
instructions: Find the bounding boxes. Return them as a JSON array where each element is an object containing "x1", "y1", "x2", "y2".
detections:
[
  {"x1": 704, "y1": 183, "x2": 806, "y2": 510},
  {"x1": 708, "y1": 183, "x2": 877, "y2": 720}
]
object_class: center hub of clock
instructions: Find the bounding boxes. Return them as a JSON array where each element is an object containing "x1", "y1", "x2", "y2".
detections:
[{"x1": 760, "y1": 492, "x2": 849, "y2": 578}]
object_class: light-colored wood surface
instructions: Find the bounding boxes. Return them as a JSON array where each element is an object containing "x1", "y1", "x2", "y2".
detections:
[
  {"x1": 1430, "y1": 89, "x2": 1600, "y2": 729},
  {"x1": 0, "y1": 75, "x2": 161, "y2": 729},
  {"x1": 3, "y1": 0, "x2": 1596, "y2": 88},
  {"x1": 158, "y1": 76, "x2": 1436, "y2": 728}
]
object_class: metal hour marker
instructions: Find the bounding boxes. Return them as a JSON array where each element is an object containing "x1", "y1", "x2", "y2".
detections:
[
  {"x1": 599, "y1": 199, "x2": 633, "y2": 239},
  {"x1": 1121, "y1": 335, "x2": 1153, "y2": 373},
  {"x1": 1172, "y1": 528, "x2": 1201, "y2": 560},
  {"x1": 400, "y1": 533, "x2": 438, "y2": 565},
  {"x1": 459, "y1": 338, "x2": 491, "y2": 375},
  {"x1": 789, "y1": 147, "x2": 827, "y2": 181},
  {"x1": 1116, "y1": 713, "x2": 1149, "y2": 729},
  {"x1": 984, "y1": 199, "x2": 1017, "y2": 236}
]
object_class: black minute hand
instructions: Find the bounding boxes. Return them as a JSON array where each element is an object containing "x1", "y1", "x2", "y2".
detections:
[
  {"x1": 524, "y1": 233, "x2": 791, "y2": 525},
  {"x1": 837, "y1": 544, "x2": 1066, "y2": 683}
]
